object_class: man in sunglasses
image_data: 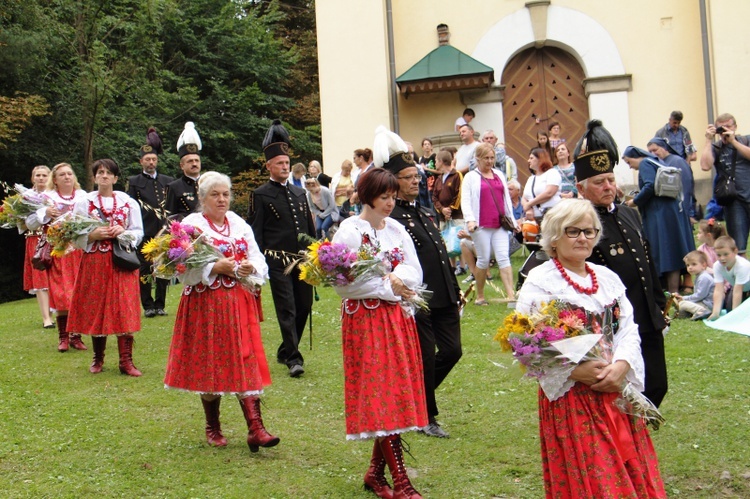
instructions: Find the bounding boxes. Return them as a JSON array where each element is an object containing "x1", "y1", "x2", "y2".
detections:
[{"x1": 574, "y1": 121, "x2": 669, "y2": 408}]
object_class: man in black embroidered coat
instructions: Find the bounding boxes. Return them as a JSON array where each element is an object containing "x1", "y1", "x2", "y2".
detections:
[
  {"x1": 127, "y1": 130, "x2": 173, "y2": 317},
  {"x1": 248, "y1": 120, "x2": 316, "y2": 378},
  {"x1": 383, "y1": 143, "x2": 463, "y2": 437},
  {"x1": 166, "y1": 122, "x2": 203, "y2": 219},
  {"x1": 574, "y1": 121, "x2": 668, "y2": 407}
]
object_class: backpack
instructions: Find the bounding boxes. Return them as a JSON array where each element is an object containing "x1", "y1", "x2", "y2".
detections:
[{"x1": 654, "y1": 165, "x2": 682, "y2": 200}]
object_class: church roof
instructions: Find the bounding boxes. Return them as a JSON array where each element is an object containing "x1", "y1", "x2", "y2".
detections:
[{"x1": 396, "y1": 45, "x2": 494, "y2": 96}]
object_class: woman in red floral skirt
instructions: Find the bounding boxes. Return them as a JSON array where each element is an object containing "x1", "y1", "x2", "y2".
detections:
[
  {"x1": 23, "y1": 165, "x2": 54, "y2": 329},
  {"x1": 331, "y1": 169, "x2": 427, "y2": 499},
  {"x1": 516, "y1": 199, "x2": 665, "y2": 498},
  {"x1": 67, "y1": 159, "x2": 144, "y2": 376},
  {"x1": 164, "y1": 172, "x2": 278, "y2": 453},
  {"x1": 27, "y1": 163, "x2": 88, "y2": 351}
]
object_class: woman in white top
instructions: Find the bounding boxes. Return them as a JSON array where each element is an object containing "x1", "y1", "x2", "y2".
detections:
[
  {"x1": 26, "y1": 163, "x2": 89, "y2": 352},
  {"x1": 164, "y1": 172, "x2": 278, "y2": 453},
  {"x1": 23, "y1": 165, "x2": 54, "y2": 329},
  {"x1": 522, "y1": 147, "x2": 562, "y2": 220},
  {"x1": 331, "y1": 168, "x2": 426, "y2": 498},
  {"x1": 516, "y1": 198, "x2": 665, "y2": 498},
  {"x1": 67, "y1": 159, "x2": 144, "y2": 376}
]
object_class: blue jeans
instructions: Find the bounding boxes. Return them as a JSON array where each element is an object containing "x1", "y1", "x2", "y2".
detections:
[
  {"x1": 316, "y1": 214, "x2": 333, "y2": 239},
  {"x1": 725, "y1": 200, "x2": 750, "y2": 253}
]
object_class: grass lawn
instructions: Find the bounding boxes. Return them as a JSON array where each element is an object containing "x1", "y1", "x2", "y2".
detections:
[{"x1": 0, "y1": 253, "x2": 749, "y2": 498}]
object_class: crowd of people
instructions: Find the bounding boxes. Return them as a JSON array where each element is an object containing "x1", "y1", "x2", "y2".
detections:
[{"x1": 11, "y1": 107, "x2": 750, "y2": 498}]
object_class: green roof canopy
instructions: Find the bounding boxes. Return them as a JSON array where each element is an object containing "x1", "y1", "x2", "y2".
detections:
[{"x1": 396, "y1": 45, "x2": 494, "y2": 96}]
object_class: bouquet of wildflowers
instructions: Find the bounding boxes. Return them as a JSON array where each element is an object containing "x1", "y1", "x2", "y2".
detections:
[
  {"x1": 495, "y1": 300, "x2": 664, "y2": 429},
  {"x1": 142, "y1": 220, "x2": 263, "y2": 292},
  {"x1": 286, "y1": 235, "x2": 430, "y2": 312},
  {"x1": 45, "y1": 212, "x2": 107, "y2": 257},
  {"x1": 0, "y1": 182, "x2": 53, "y2": 232}
]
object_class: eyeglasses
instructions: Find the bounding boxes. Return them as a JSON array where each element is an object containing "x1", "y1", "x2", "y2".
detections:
[
  {"x1": 397, "y1": 174, "x2": 420, "y2": 181},
  {"x1": 564, "y1": 227, "x2": 600, "y2": 239}
]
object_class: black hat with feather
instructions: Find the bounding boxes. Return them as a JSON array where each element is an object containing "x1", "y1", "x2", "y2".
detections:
[
  {"x1": 263, "y1": 119, "x2": 291, "y2": 161},
  {"x1": 573, "y1": 119, "x2": 619, "y2": 182},
  {"x1": 139, "y1": 127, "x2": 164, "y2": 158}
]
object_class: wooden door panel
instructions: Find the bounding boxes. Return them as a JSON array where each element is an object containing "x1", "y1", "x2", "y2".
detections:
[{"x1": 502, "y1": 47, "x2": 588, "y2": 186}]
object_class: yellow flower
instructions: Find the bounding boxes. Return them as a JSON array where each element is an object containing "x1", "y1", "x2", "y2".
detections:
[
  {"x1": 306, "y1": 240, "x2": 323, "y2": 267},
  {"x1": 298, "y1": 262, "x2": 322, "y2": 286},
  {"x1": 494, "y1": 311, "x2": 532, "y2": 351},
  {"x1": 141, "y1": 238, "x2": 162, "y2": 259}
]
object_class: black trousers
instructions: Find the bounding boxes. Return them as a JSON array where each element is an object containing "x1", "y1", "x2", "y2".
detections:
[
  {"x1": 640, "y1": 328, "x2": 668, "y2": 408},
  {"x1": 415, "y1": 305, "x2": 463, "y2": 418},
  {"x1": 138, "y1": 244, "x2": 168, "y2": 310},
  {"x1": 268, "y1": 265, "x2": 312, "y2": 367}
]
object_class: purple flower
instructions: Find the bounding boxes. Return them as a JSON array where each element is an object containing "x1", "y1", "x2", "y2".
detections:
[{"x1": 168, "y1": 247, "x2": 186, "y2": 260}]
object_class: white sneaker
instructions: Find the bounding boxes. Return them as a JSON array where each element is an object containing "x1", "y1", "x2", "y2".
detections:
[{"x1": 462, "y1": 274, "x2": 475, "y2": 284}]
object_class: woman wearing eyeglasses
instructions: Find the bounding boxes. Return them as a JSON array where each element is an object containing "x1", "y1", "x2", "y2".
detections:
[{"x1": 515, "y1": 198, "x2": 665, "y2": 498}]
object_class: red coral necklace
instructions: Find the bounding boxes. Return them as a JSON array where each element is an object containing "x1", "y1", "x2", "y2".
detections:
[
  {"x1": 57, "y1": 190, "x2": 75, "y2": 201},
  {"x1": 553, "y1": 258, "x2": 599, "y2": 295},
  {"x1": 204, "y1": 214, "x2": 230, "y2": 237},
  {"x1": 97, "y1": 193, "x2": 117, "y2": 218}
]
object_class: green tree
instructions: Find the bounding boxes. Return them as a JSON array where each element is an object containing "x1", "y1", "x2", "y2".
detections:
[{"x1": 0, "y1": 93, "x2": 49, "y2": 148}]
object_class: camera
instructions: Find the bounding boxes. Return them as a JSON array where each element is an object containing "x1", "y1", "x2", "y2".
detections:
[{"x1": 716, "y1": 126, "x2": 726, "y2": 134}]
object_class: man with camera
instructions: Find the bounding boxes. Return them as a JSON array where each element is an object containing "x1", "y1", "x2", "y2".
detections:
[{"x1": 700, "y1": 113, "x2": 750, "y2": 256}]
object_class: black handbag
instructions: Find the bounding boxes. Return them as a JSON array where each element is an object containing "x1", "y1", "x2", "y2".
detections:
[
  {"x1": 714, "y1": 141, "x2": 739, "y2": 206},
  {"x1": 94, "y1": 204, "x2": 141, "y2": 271},
  {"x1": 31, "y1": 235, "x2": 52, "y2": 270},
  {"x1": 112, "y1": 239, "x2": 141, "y2": 271}
]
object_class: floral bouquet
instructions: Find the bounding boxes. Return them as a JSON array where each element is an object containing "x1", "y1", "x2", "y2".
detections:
[
  {"x1": 274, "y1": 235, "x2": 431, "y2": 312},
  {"x1": 45, "y1": 212, "x2": 107, "y2": 257},
  {"x1": 0, "y1": 182, "x2": 53, "y2": 232},
  {"x1": 495, "y1": 300, "x2": 664, "y2": 429},
  {"x1": 142, "y1": 220, "x2": 263, "y2": 292}
]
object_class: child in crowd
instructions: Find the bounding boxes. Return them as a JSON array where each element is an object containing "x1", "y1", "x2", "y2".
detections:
[
  {"x1": 697, "y1": 218, "x2": 727, "y2": 273},
  {"x1": 708, "y1": 236, "x2": 750, "y2": 320},
  {"x1": 674, "y1": 251, "x2": 714, "y2": 320}
]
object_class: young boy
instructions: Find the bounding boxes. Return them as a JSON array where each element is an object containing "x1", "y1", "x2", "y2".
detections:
[
  {"x1": 708, "y1": 236, "x2": 750, "y2": 320},
  {"x1": 675, "y1": 250, "x2": 714, "y2": 320}
]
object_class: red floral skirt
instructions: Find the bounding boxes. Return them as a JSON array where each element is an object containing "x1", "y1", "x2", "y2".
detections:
[
  {"x1": 164, "y1": 282, "x2": 270, "y2": 395},
  {"x1": 341, "y1": 299, "x2": 427, "y2": 440},
  {"x1": 67, "y1": 250, "x2": 140, "y2": 335},
  {"x1": 47, "y1": 249, "x2": 83, "y2": 312},
  {"x1": 23, "y1": 235, "x2": 49, "y2": 293},
  {"x1": 538, "y1": 384, "x2": 666, "y2": 498}
]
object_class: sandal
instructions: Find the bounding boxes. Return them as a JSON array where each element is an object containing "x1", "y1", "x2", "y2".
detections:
[
  {"x1": 43, "y1": 323, "x2": 55, "y2": 329},
  {"x1": 474, "y1": 299, "x2": 489, "y2": 306}
]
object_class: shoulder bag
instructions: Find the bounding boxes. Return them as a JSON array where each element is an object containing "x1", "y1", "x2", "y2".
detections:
[
  {"x1": 31, "y1": 234, "x2": 53, "y2": 270},
  {"x1": 95, "y1": 204, "x2": 141, "y2": 271},
  {"x1": 480, "y1": 173, "x2": 516, "y2": 231}
]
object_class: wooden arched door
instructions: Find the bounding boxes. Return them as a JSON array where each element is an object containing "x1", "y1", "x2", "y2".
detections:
[{"x1": 501, "y1": 46, "x2": 589, "y2": 186}]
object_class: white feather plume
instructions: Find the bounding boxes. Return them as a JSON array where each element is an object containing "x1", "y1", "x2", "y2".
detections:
[
  {"x1": 372, "y1": 125, "x2": 407, "y2": 167},
  {"x1": 176, "y1": 121, "x2": 202, "y2": 151}
]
